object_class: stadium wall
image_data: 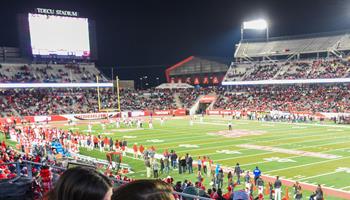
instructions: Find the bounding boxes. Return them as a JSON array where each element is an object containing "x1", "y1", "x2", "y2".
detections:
[
  {"x1": 1, "y1": 109, "x2": 349, "y2": 124},
  {"x1": 206, "y1": 109, "x2": 350, "y2": 119},
  {"x1": 0, "y1": 109, "x2": 187, "y2": 123}
]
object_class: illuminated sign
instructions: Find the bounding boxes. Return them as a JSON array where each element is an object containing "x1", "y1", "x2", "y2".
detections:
[
  {"x1": 0, "y1": 83, "x2": 113, "y2": 89},
  {"x1": 36, "y1": 8, "x2": 79, "y2": 17},
  {"x1": 222, "y1": 78, "x2": 350, "y2": 86}
]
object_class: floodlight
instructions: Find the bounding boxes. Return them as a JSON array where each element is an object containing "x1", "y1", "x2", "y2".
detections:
[
  {"x1": 241, "y1": 19, "x2": 269, "y2": 41},
  {"x1": 243, "y1": 19, "x2": 268, "y2": 30}
]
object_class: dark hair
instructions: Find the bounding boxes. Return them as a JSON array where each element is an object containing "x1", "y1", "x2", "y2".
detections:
[
  {"x1": 112, "y1": 179, "x2": 174, "y2": 200},
  {"x1": 48, "y1": 167, "x2": 112, "y2": 200}
]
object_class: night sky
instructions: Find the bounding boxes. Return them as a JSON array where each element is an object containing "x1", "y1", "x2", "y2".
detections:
[{"x1": 1, "y1": 0, "x2": 350, "y2": 85}]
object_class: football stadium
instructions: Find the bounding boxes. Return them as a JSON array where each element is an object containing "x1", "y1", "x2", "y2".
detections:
[{"x1": 0, "y1": 1, "x2": 350, "y2": 200}]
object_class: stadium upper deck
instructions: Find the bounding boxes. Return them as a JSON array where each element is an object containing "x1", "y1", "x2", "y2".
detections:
[
  {"x1": 235, "y1": 31, "x2": 350, "y2": 60},
  {"x1": 0, "y1": 62, "x2": 108, "y2": 83}
]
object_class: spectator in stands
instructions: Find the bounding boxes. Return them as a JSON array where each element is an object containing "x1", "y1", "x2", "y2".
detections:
[
  {"x1": 47, "y1": 167, "x2": 112, "y2": 200},
  {"x1": 0, "y1": 169, "x2": 6, "y2": 179},
  {"x1": 112, "y1": 179, "x2": 175, "y2": 200}
]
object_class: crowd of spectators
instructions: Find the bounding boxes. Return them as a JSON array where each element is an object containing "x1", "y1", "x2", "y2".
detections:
[
  {"x1": 214, "y1": 84, "x2": 350, "y2": 113},
  {"x1": 178, "y1": 87, "x2": 223, "y2": 108},
  {"x1": 0, "y1": 63, "x2": 108, "y2": 83},
  {"x1": 276, "y1": 61, "x2": 311, "y2": 80},
  {"x1": 224, "y1": 67, "x2": 245, "y2": 81},
  {"x1": 307, "y1": 59, "x2": 350, "y2": 79},
  {"x1": 0, "y1": 89, "x2": 89, "y2": 116},
  {"x1": 114, "y1": 88, "x2": 177, "y2": 111},
  {"x1": 1, "y1": 83, "x2": 349, "y2": 117},
  {"x1": 0, "y1": 88, "x2": 177, "y2": 117},
  {"x1": 224, "y1": 58, "x2": 350, "y2": 81},
  {"x1": 243, "y1": 63, "x2": 280, "y2": 81}
]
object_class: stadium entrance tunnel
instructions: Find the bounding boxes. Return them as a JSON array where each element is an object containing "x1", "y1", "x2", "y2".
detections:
[{"x1": 197, "y1": 102, "x2": 211, "y2": 114}]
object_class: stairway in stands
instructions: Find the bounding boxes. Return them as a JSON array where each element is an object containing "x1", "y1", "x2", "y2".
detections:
[
  {"x1": 0, "y1": 96, "x2": 20, "y2": 117},
  {"x1": 273, "y1": 62, "x2": 290, "y2": 79},
  {"x1": 173, "y1": 93, "x2": 183, "y2": 108}
]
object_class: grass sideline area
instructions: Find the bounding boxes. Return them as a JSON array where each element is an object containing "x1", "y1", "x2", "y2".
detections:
[{"x1": 2, "y1": 116, "x2": 350, "y2": 199}]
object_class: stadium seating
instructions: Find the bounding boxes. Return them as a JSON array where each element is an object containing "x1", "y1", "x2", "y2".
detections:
[
  {"x1": 223, "y1": 58, "x2": 350, "y2": 82},
  {"x1": 0, "y1": 63, "x2": 108, "y2": 83},
  {"x1": 235, "y1": 33, "x2": 350, "y2": 58},
  {"x1": 0, "y1": 88, "x2": 177, "y2": 116},
  {"x1": 213, "y1": 84, "x2": 350, "y2": 113},
  {"x1": 1, "y1": 83, "x2": 349, "y2": 117}
]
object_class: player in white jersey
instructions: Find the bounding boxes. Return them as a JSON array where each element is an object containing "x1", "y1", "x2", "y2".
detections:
[
  {"x1": 88, "y1": 122, "x2": 92, "y2": 133},
  {"x1": 101, "y1": 123, "x2": 106, "y2": 131},
  {"x1": 137, "y1": 119, "x2": 141, "y2": 128},
  {"x1": 189, "y1": 117, "x2": 194, "y2": 126},
  {"x1": 116, "y1": 119, "x2": 120, "y2": 128},
  {"x1": 160, "y1": 117, "x2": 164, "y2": 126},
  {"x1": 200, "y1": 115, "x2": 204, "y2": 123},
  {"x1": 149, "y1": 120, "x2": 153, "y2": 129}
]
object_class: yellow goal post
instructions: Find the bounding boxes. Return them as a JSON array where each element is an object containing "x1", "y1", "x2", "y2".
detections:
[{"x1": 96, "y1": 75, "x2": 121, "y2": 112}]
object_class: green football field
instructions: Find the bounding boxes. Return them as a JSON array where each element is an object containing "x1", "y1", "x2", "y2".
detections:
[
  {"x1": 70, "y1": 116, "x2": 350, "y2": 199},
  {"x1": 3, "y1": 116, "x2": 350, "y2": 199}
]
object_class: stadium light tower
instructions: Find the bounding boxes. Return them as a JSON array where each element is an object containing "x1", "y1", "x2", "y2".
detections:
[{"x1": 241, "y1": 19, "x2": 269, "y2": 41}]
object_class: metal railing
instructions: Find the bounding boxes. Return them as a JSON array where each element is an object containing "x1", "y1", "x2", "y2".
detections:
[{"x1": 0, "y1": 160, "x2": 65, "y2": 180}]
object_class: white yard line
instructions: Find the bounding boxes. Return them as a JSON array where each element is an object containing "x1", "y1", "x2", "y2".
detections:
[
  {"x1": 163, "y1": 129, "x2": 345, "y2": 150},
  {"x1": 214, "y1": 139, "x2": 350, "y2": 162},
  {"x1": 174, "y1": 130, "x2": 350, "y2": 154},
  {"x1": 237, "y1": 146, "x2": 350, "y2": 168},
  {"x1": 204, "y1": 117, "x2": 350, "y2": 129},
  {"x1": 297, "y1": 171, "x2": 341, "y2": 181},
  {"x1": 340, "y1": 186, "x2": 350, "y2": 190},
  {"x1": 265, "y1": 155, "x2": 350, "y2": 173}
]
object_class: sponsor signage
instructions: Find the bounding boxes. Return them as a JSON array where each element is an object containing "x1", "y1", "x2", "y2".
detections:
[
  {"x1": 199, "y1": 96, "x2": 216, "y2": 103},
  {"x1": 154, "y1": 110, "x2": 171, "y2": 115},
  {"x1": 74, "y1": 113, "x2": 115, "y2": 120}
]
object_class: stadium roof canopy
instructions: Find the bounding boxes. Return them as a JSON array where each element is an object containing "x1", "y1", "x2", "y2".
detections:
[
  {"x1": 165, "y1": 56, "x2": 229, "y2": 82},
  {"x1": 235, "y1": 30, "x2": 350, "y2": 60}
]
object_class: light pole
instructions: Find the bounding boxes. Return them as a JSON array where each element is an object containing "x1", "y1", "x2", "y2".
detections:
[
  {"x1": 156, "y1": 77, "x2": 159, "y2": 85},
  {"x1": 140, "y1": 77, "x2": 143, "y2": 89},
  {"x1": 143, "y1": 76, "x2": 148, "y2": 88}
]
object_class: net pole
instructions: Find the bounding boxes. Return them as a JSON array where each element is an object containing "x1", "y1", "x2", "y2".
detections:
[
  {"x1": 116, "y1": 76, "x2": 121, "y2": 112},
  {"x1": 96, "y1": 75, "x2": 101, "y2": 111}
]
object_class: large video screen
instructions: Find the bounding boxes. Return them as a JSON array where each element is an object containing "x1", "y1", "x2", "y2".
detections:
[{"x1": 28, "y1": 13, "x2": 90, "y2": 57}]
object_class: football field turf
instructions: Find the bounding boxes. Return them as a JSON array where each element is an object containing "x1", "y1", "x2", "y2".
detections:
[
  {"x1": 72, "y1": 116, "x2": 350, "y2": 199},
  {"x1": 4, "y1": 116, "x2": 350, "y2": 199}
]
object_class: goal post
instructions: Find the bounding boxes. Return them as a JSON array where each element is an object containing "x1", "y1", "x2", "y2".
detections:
[{"x1": 96, "y1": 75, "x2": 121, "y2": 112}]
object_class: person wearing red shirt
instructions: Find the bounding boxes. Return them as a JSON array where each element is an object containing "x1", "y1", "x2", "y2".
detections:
[
  {"x1": 0, "y1": 169, "x2": 7, "y2": 179},
  {"x1": 139, "y1": 144, "x2": 144, "y2": 159},
  {"x1": 93, "y1": 136, "x2": 98, "y2": 149},
  {"x1": 133, "y1": 144, "x2": 138, "y2": 158},
  {"x1": 115, "y1": 139, "x2": 120, "y2": 150},
  {"x1": 223, "y1": 186, "x2": 233, "y2": 199},
  {"x1": 104, "y1": 137, "x2": 110, "y2": 151},
  {"x1": 163, "y1": 149, "x2": 169, "y2": 158},
  {"x1": 151, "y1": 146, "x2": 156, "y2": 152}
]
